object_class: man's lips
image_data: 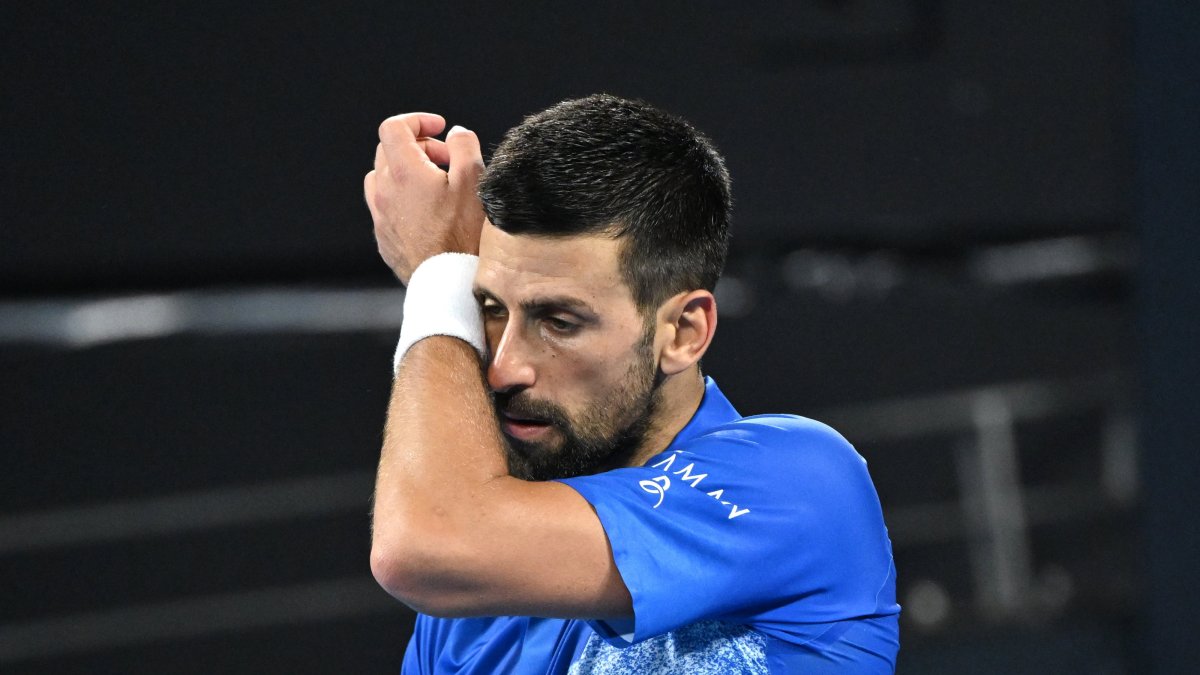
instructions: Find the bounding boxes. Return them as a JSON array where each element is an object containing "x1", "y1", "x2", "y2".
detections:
[{"x1": 501, "y1": 413, "x2": 554, "y2": 441}]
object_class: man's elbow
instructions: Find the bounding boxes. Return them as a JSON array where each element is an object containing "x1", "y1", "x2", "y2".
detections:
[
  {"x1": 370, "y1": 539, "x2": 408, "y2": 597},
  {"x1": 371, "y1": 535, "x2": 436, "y2": 612},
  {"x1": 370, "y1": 532, "x2": 481, "y2": 618}
]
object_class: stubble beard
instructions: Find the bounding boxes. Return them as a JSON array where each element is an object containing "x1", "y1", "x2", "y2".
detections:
[{"x1": 495, "y1": 328, "x2": 662, "y2": 481}]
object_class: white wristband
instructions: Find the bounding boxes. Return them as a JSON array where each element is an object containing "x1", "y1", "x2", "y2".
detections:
[{"x1": 393, "y1": 253, "x2": 486, "y2": 373}]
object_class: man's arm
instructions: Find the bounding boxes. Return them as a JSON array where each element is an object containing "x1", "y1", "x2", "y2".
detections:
[{"x1": 364, "y1": 114, "x2": 632, "y2": 619}]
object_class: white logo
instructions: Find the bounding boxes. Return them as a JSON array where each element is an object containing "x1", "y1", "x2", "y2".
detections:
[
  {"x1": 639, "y1": 475, "x2": 671, "y2": 508},
  {"x1": 648, "y1": 451, "x2": 751, "y2": 519}
]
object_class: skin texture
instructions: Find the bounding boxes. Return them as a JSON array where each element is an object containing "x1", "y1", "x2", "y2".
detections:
[{"x1": 364, "y1": 113, "x2": 718, "y2": 619}]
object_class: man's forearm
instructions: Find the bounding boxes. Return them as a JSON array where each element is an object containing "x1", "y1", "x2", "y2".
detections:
[{"x1": 370, "y1": 336, "x2": 509, "y2": 610}]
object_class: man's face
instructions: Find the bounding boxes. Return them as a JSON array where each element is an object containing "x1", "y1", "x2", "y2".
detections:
[{"x1": 474, "y1": 222, "x2": 662, "y2": 480}]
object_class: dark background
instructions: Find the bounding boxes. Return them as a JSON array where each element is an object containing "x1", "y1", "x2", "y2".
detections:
[{"x1": 2, "y1": 1, "x2": 1196, "y2": 673}]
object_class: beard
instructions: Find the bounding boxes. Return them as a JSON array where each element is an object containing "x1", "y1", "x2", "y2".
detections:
[{"x1": 494, "y1": 327, "x2": 662, "y2": 481}]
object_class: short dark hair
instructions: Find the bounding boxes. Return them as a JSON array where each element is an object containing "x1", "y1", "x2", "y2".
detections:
[{"x1": 478, "y1": 94, "x2": 732, "y2": 312}]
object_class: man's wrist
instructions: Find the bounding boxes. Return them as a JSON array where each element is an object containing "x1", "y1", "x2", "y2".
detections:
[{"x1": 393, "y1": 252, "x2": 486, "y2": 373}]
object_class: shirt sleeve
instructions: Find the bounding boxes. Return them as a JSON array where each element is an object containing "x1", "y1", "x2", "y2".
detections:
[
  {"x1": 556, "y1": 415, "x2": 898, "y2": 646},
  {"x1": 400, "y1": 616, "x2": 427, "y2": 674}
]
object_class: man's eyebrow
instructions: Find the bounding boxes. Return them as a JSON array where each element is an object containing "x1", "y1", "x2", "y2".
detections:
[
  {"x1": 518, "y1": 295, "x2": 597, "y2": 316},
  {"x1": 472, "y1": 287, "x2": 597, "y2": 317}
]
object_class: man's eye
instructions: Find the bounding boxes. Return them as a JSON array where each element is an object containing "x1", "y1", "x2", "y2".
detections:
[
  {"x1": 544, "y1": 317, "x2": 578, "y2": 334},
  {"x1": 481, "y1": 303, "x2": 507, "y2": 319}
]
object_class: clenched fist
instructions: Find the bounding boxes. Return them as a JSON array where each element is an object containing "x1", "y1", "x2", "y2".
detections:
[{"x1": 364, "y1": 113, "x2": 486, "y2": 285}]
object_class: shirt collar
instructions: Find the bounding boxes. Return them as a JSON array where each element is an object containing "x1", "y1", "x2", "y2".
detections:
[{"x1": 663, "y1": 376, "x2": 741, "y2": 451}]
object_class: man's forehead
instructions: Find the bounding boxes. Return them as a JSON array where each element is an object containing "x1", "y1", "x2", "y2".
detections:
[{"x1": 476, "y1": 223, "x2": 629, "y2": 299}]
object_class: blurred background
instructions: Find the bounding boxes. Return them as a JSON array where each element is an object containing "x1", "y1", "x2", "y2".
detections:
[{"x1": 2, "y1": 2, "x2": 1196, "y2": 673}]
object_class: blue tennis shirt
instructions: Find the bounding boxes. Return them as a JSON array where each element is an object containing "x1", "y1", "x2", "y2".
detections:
[{"x1": 401, "y1": 378, "x2": 900, "y2": 674}]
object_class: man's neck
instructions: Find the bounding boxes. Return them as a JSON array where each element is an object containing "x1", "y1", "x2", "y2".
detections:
[{"x1": 625, "y1": 368, "x2": 706, "y2": 468}]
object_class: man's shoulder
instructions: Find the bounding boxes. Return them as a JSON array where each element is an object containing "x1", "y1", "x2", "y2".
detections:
[
  {"x1": 663, "y1": 410, "x2": 877, "y2": 506},
  {"x1": 682, "y1": 411, "x2": 861, "y2": 465}
]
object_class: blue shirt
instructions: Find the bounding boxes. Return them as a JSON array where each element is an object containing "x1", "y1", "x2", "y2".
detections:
[{"x1": 402, "y1": 378, "x2": 900, "y2": 674}]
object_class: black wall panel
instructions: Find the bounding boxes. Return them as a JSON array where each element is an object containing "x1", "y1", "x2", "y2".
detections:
[{"x1": 3, "y1": 2, "x2": 1128, "y2": 293}]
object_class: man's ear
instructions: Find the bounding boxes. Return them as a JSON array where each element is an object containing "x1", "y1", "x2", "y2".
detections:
[{"x1": 657, "y1": 290, "x2": 718, "y2": 376}]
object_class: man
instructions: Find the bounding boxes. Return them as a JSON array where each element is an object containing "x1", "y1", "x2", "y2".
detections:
[{"x1": 364, "y1": 94, "x2": 900, "y2": 674}]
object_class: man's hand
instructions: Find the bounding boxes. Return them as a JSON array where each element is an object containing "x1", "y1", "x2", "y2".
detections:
[{"x1": 364, "y1": 113, "x2": 486, "y2": 285}]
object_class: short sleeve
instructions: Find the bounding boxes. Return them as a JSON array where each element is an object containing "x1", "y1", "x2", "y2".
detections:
[
  {"x1": 401, "y1": 615, "x2": 431, "y2": 674},
  {"x1": 556, "y1": 416, "x2": 898, "y2": 647}
]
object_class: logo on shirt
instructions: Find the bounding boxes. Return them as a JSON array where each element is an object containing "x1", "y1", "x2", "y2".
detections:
[
  {"x1": 643, "y1": 452, "x2": 750, "y2": 520},
  {"x1": 639, "y1": 475, "x2": 670, "y2": 508}
]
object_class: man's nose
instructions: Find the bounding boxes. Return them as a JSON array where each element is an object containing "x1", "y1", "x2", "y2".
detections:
[{"x1": 486, "y1": 323, "x2": 537, "y2": 393}]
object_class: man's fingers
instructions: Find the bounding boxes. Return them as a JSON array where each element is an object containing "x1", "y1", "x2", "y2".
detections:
[
  {"x1": 446, "y1": 125, "x2": 485, "y2": 187},
  {"x1": 364, "y1": 170, "x2": 381, "y2": 222},
  {"x1": 419, "y1": 138, "x2": 451, "y2": 166},
  {"x1": 378, "y1": 138, "x2": 448, "y2": 176},
  {"x1": 378, "y1": 112, "x2": 446, "y2": 143},
  {"x1": 379, "y1": 112, "x2": 446, "y2": 168}
]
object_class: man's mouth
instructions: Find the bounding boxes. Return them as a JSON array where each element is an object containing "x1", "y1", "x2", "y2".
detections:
[{"x1": 500, "y1": 413, "x2": 555, "y2": 442}]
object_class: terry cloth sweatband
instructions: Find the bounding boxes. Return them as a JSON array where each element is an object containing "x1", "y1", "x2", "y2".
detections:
[{"x1": 393, "y1": 252, "x2": 486, "y2": 373}]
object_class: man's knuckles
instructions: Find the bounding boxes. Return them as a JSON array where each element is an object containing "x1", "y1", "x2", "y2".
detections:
[
  {"x1": 378, "y1": 114, "x2": 423, "y2": 142},
  {"x1": 378, "y1": 119, "x2": 406, "y2": 146},
  {"x1": 378, "y1": 112, "x2": 446, "y2": 145}
]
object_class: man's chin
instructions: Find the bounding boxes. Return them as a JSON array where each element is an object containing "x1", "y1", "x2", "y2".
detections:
[
  {"x1": 503, "y1": 435, "x2": 557, "y2": 460},
  {"x1": 502, "y1": 437, "x2": 564, "y2": 481}
]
